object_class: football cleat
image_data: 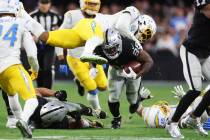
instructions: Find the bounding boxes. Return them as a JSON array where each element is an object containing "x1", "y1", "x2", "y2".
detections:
[
  {"x1": 186, "y1": 117, "x2": 208, "y2": 136},
  {"x1": 6, "y1": 116, "x2": 17, "y2": 129},
  {"x1": 111, "y1": 116, "x2": 121, "y2": 129},
  {"x1": 165, "y1": 123, "x2": 184, "y2": 139},
  {"x1": 74, "y1": 78, "x2": 85, "y2": 96},
  {"x1": 16, "y1": 120, "x2": 32, "y2": 138},
  {"x1": 80, "y1": 55, "x2": 108, "y2": 65},
  {"x1": 92, "y1": 109, "x2": 107, "y2": 119}
]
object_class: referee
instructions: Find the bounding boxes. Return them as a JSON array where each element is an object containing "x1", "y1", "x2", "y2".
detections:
[{"x1": 30, "y1": 0, "x2": 62, "y2": 89}]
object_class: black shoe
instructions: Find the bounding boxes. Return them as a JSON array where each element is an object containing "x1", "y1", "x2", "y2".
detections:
[
  {"x1": 74, "y1": 78, "x2": 85, "y2": 96},
  {"x1": 111, "y1": 116, "x2": 121, "y2": 129}
]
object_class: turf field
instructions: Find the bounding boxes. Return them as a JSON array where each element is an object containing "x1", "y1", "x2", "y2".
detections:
[{"x1": 0, "y1": 81, "x2": 209, "y2": 140}]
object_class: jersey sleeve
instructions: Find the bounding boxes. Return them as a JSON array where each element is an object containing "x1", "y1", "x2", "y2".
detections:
[
  {"x1": 123, "y1": 6, "x2": 140, "y2": 21},
  {"x1": 22, "y1": 30, "x2": 39, "y2": 72},
  {"x1": 60, "y1": 11, "x2": 74, "y2": 29},
  {"x1": 194, "y1": 0, "x2": 210, "y2": 9}
]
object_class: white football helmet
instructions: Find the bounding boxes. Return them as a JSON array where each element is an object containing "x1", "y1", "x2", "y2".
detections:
[
  {"x1": 0, "y1": 0, "x2": 19, "y2": 14},
  {"x1": 80, "y1": 0, "x2": 101, "y2": 15},
  {"x1": 135, "y1": 15, "x2": 157, "y2": 43}
]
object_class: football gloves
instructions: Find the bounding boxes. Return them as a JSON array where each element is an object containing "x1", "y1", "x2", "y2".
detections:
[
  {"x1": 29, "y1": 69, "x2": 38, "y2": 81},
  {"x1": 171, "y1": 85, "x2": 186, "y2": 99},
  {"x1": 54, "y1": 90, "x2": 67, "y2": 101},
  {"x1": 120, "y1": 67, "x2": 137, "y2": 79}
]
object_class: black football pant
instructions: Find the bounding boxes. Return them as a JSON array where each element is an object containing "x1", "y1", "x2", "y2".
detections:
[{"x1": 37, "y1": 49, "x2": 55, "y2": 89}]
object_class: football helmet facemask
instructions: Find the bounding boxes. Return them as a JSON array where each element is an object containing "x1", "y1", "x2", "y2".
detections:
[
  {"x1": 135, "y1": 15, "x2": 157, "y2": 43},
  {"x1": 103, "y1": 29, "x2": 123, "y2": 60}
]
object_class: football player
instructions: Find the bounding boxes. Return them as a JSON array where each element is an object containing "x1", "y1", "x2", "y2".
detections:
[
  {"x1": 0, "y1": 0, "x2": 39, "y2": 138},
  {"x1": 93, "y1": 24, "x2": 155, "y2": 129},
  {"x1": 5, "y1": 87, "x2": 103, "y2": 129},
  {"x1": 56, "y1": 0, "x2": 108, "y2": 119},
  {"x1": 166, "y1": 0, "x2": 210, "y2": 138},
  {"x1": 137, "y1": 86, "x2": 209, "y2": 129}
]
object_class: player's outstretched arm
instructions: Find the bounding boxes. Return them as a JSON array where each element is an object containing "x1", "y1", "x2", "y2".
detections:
[
  {"x1": 201, "y1": 4, "x2": 210, "y2": 18},
  {"x1": 136, "y1": 50, "x2": 154, "y2": 77},
  {"x1": 115, "y1": 6, "x2": 140, "y2": 44}
]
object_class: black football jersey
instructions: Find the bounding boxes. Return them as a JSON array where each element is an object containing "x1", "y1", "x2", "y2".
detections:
[
  {"x1": 183, "y1": 0, "x2": 210, "y2": 58},
  {"x1": 95, "y1": 36, "x2": 142, "y2": 68}
]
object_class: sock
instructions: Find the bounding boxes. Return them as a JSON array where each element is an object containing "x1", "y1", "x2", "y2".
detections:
[
  {"x1": 2, "y1": 90, "x2": 14, "y2": 116},
  {"x1": 108, "y1": 101, "x2": 120, "y2": 118},
  {"x1": 87, "y1": 91, "x2": 101, "y2": 110},
  {"x1": 21, "y1": 98, "x2": 38, "y2": 123},
  {"x1": 193, "y1": 90, "x2": 210, "y2": 117},
  {"x1": 171, "y1": 90, "x2": 200, "y2": 122},
  {"x1": 8, "y1": 94, "x2": 22, "y2": 119}
]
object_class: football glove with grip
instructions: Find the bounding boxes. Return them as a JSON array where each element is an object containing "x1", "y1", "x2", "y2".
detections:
[
  {"x1": 29, "y1": 69, "x2": 38, "y2": 81},
  {"x1": 171, "y1": 85, "x2": 186, "y2": 99},
  {"x1": 54, "y1": 90, "x2": 67, "y2": 101},
  {"x1": 120, "y1": 67, "x2": 137, "y2": 79}
]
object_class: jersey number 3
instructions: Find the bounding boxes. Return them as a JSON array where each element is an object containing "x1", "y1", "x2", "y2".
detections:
[{"x1": 0, "y1": 24, "x2": 18, "y2": 47}]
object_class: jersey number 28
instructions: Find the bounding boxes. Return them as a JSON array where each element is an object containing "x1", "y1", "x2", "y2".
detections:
[{"x1": 0, "y1": 24, "x2": 18, "y2": 47}]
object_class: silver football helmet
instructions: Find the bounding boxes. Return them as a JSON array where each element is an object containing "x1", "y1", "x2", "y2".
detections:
[
  {"x1": 134, "y1": 15, "x2": 157, "y2": 43},
  {"x1": 40, "y1": 101, "x2": 67, "y2": 126},
  {"x1": 103, "y1": 28, "x2": 123, "y2": 60}
]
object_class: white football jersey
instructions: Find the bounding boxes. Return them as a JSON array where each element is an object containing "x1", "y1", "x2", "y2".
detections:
[
  {"x1": 58, "y1": 6, "x2": 140, "y2": 58},
  {"x1": 0, "y1": 16, "x2": 37, "y2": 73}
]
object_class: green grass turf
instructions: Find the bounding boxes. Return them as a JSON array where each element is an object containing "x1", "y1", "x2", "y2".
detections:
[{"x1": 0, "y1": 81, "x2": 209, "y2": 139}]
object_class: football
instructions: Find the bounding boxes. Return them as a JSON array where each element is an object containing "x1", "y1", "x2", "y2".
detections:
[{"x1": 123, "y1": 61, "x2": 142, "y2": 74}]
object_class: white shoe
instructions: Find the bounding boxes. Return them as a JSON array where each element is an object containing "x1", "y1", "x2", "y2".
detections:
[
  {"x1": 6, "y1": 116, "x2": 17, "y2": 129},
  {"x1": 186, "y1": 116, "x2": 208, "y2": 136},
  {"x1": 80, "y1": 54, "x2": 108, "y2": 65},
  {"x1": 165, "y1": 123, "x2": 184, "y2": 139},
  {"x1": 16, "y1": 120, "x2": 32, "y2": 138}
]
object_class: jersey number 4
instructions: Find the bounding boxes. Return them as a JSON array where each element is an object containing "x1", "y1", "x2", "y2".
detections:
[{"x1": 0, "y1": 24, "x2": 18, "y2": 47}]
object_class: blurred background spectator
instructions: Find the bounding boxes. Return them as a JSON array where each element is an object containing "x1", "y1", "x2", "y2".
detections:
[{"x1": 20, "y1": 0, "x2": 195, "y2": 81}]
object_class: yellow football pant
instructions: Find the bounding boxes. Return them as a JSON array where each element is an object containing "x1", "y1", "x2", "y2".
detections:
[
  {"x1": 0, "y1": 64, "x2": 36, "y2": 100},
  {"x1": 67, "y1": 55, "x2": 107, "y2": 91}
]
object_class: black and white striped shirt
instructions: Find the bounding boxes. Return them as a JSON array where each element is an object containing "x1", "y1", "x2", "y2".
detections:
[
  {"x1": 30, "y1": 9, "x2": 62, "y2": 31},
  {"x1": 30, "y1": 9, "x2": 62, "y2": 50}
]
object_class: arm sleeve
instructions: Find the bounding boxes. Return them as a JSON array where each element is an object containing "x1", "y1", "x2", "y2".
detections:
[
  {"x1": 22, "y1": 31, "x2": 39, "y2": 72},
  {"x1": 115, "y1": 12, "x2": 140, "y2": 44},
  {"x1": 59, "y1": 11, "x2": 74, "y2": 29}
]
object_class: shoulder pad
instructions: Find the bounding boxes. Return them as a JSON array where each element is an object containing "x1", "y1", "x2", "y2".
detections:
[{"x1": 123, "y1": 6, "x2": 140, "y2": 20}]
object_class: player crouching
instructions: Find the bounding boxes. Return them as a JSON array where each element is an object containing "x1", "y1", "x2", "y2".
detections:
[{"x1": 0, "y1": 1, "x2": 39, "y2": 138}]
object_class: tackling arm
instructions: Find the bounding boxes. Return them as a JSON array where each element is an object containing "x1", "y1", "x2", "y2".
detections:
[
  {"x1": 136, "y1": 50, "x2": 154, "y2": 77},
  {"x1": 115, "y1": 6, "x2": 140, "y2": 44},
  {"x1": 201, "y1": 4, "x2": 210, "y2": 19}
]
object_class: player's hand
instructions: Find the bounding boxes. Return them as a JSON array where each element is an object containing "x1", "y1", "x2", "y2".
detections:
[
  {"x1": 140, "y1": 87, "x2": 153, "y2": 99},
  {"x1": 29, "y1": 69, "x2": 38, "y2": 81},
  {"x1": 120, "y1": 67, "x2": 137, "y2": 79},
  {"x1": 89, "y1": 68, "x2": 98, "y2": 79},
  {"x1": 171, "y1": 85, "x2": 186, "y2": 99},
  {"x1": 55, "y1": 90, "x2": 67, "y2": 101}
]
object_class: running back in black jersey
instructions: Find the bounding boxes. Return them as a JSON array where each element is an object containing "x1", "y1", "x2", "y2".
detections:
[
  {"x1": 183, "y1": 0, "x2": 210, "y2": 58},
  {"x1": 95, "y1": 36, "x2": 142, "y2": 68}
]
